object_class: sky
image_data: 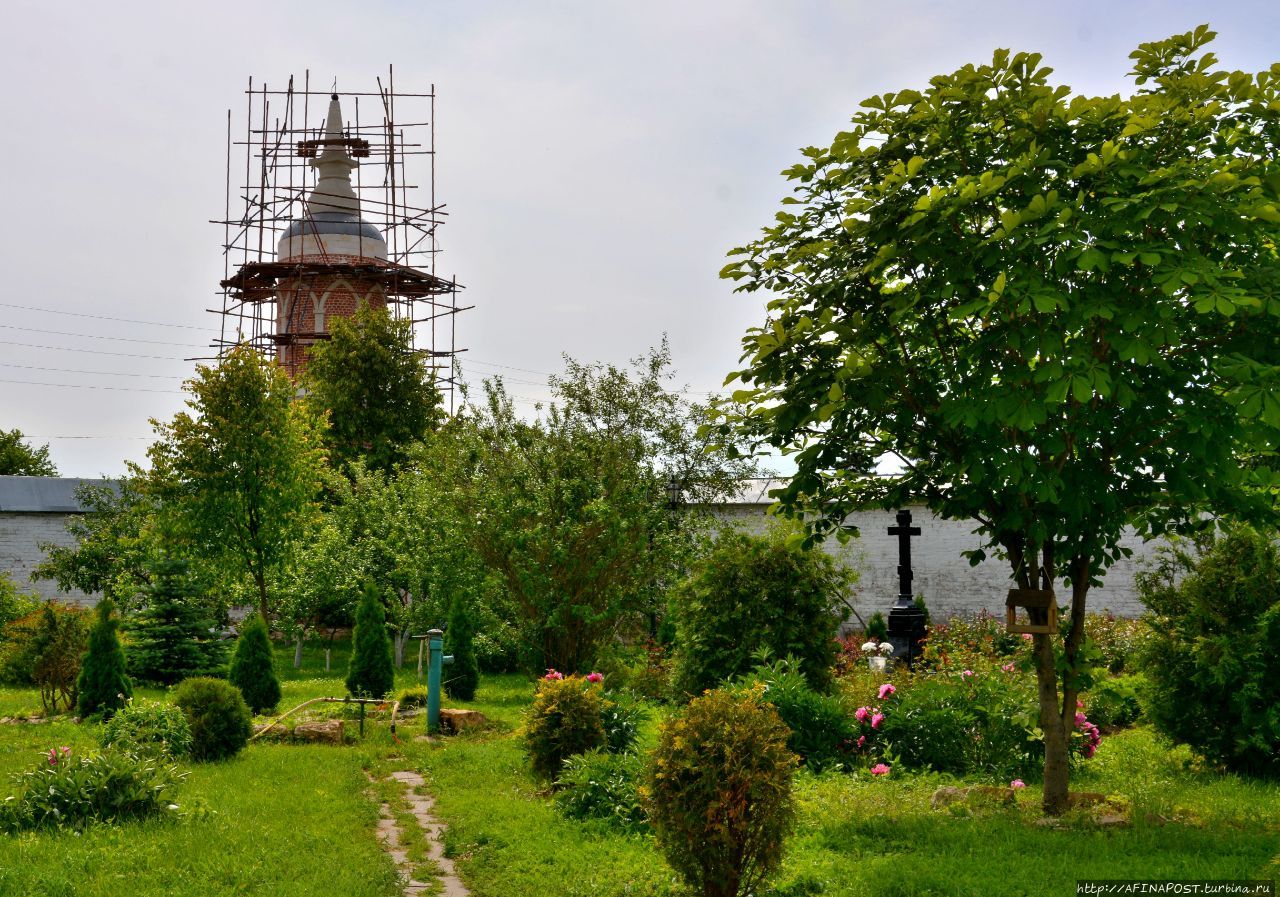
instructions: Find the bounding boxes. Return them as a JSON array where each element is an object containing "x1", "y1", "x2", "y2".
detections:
[{"x1": 1, "y1": 0, "x2": 1277, "y2": 477}]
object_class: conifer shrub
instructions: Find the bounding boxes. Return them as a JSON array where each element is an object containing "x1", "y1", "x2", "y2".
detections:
[
  {"x1": 1139, "y1": 526, "x2": 1280, "y2": 777},
  {"x1": 228, "y1": 613, "x2": 281, "y2": 714},
  {"x1": 643, "y1": 687, "x2": 797, "y2": 897},
  {"x1": 0, "y1": 747, "x2": 185, "y2": 833},
  {"x1": 672, "y1": 529, "x2": 852, "y2": 697},
  {"x1": 100, "y1": 699, "x2": 193, "y2": 758},
  {"x1": 172, "y1": 676, "x2": 252, "y2": 761},
  {"x1": 76, "y1": 599, "x2": 132, "y2": 719},
  {"x1": 346, "y1": 584, "x2": 395, "y2": 699},
  {"x1": 127, "y1": 557, "x2": 225, "y2": 685},
  {"x1": 526, "y1": 675, "x2": 607, "y2": 782},
  {"x1": 444, "y1": 594, "x2": 480, "y2": 702}
]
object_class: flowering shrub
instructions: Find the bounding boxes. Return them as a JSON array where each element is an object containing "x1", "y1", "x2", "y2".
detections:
[
  {"x1": 1083, "y1": 673, "x2": 1146, "y2": 730},
  {"x1": 644, "y1": 687, "x2": 796, "y2": 897},
  {"x1": 555, "y1": 749, "x2": 648, "y2": 833},
  {"x1": 0, "y1": 747, "x2": 186, "y2": 833},
  {"x1": 99, "y1": 699, "x2": 193, "y2": 759},
  {"x1": 526, "y1": 675, "x2": 607, "y2": 782}
]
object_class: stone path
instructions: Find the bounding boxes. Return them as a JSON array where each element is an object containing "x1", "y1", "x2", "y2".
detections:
[{"x1": 376, "y1": 770, "x2": 469, "y2": 897}]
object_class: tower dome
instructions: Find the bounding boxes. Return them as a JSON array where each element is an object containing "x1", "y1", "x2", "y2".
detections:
[{"x1": 277, "y1": 94, "x2": 387, "y2": 262}]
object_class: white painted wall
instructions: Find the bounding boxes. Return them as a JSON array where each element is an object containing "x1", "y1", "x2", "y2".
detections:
[{"x1": 0, "y1": 512, "x2": 96, "y2": 605}]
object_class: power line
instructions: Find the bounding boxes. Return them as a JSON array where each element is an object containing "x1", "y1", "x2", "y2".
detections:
[
  {"x1": 0, "y1": 301, "x2": 210, "y2": 331},
  {"x1": 0, "y1": 323, "x2": 207, "y2": 349},
  {"x1": 0, "y1": 377, "x2": 183, "y2": 395},
  {"x1": 0, "y1": 362, "x2": 184, "y2": 380},
  {"x1": 0, "y1": 340, "x2": 189, "y2": 361}
]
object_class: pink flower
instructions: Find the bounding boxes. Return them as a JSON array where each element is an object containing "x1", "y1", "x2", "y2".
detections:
[
  {"x1": 47, "y1": 746, "x2": 69, "y2": 766},
  {"x1": 1082, "y1": 743, "x2": 1097, "y2": 759},
  {"x1": 871, "y1": 712, "x2": 885, "y2": 730},
  {"x1": 543, "y1": 669, "x2": 564, "y2": 681},
  {"x1": 1022, "y1": 633, "x2": 1033, "y2": 641},
  {"x1": 586, "y1": 672, "x2": 603, "y2": 684},
  {"x1": 855, "y1": 706, "x2": 871, "y2": 723},
  {"x1": 1076, "y1": 699, "x2": 1084, "y2": 709},
  {"x1": 1010, "y1": 779, "x2": 1027, "y2": 789},
  {"x1": 1001, "y1": 662, "x2": 1015, "y2": 673},
  {"x1": 1074, "y1": 711, "x2": 1087, "y2": 728},
  {"x1": 878, "y1": 683, "x2": 896, "y2": 700},
  {"x1": 961, "y1": 669, "x2": 975, "y2": 679},
  {"x1": 857, "y1": 735, "x2": 866, "y2": 749},
  {"x1": 870, "y1": 763, "x2": 891, "y2": 776}
]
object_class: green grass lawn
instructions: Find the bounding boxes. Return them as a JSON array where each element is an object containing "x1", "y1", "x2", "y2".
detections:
[{"x1": 1, "y1": 645, "x2": 1277, "y2": 897}]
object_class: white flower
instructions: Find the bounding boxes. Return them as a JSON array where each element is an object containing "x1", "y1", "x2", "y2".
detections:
[
  {"x1": 861, "y1": 641, "x2": 879, "y2": 652},
  {"x1": 878, "y1": 642, "x2": 895, "y2": 656}
]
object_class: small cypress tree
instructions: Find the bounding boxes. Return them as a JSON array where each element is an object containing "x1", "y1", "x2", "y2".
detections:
[
  {"x1": 77, "y1": 599, "x2": 132, "y2": 719},
  {"x1": 444, "y1": 594, "x2": 480, "y2": 702},
  {"x1": 128, "y1": 557, "x2": 225, "y2": 685},
  {"x1": 346, "y1": 584, "x2": 394, "y2": 698},
  {"x1": 228, "y1": 613, "x2": 281, "y2": 715}
]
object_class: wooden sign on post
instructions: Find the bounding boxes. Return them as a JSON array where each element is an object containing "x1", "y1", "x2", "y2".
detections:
[{"x1": 1006, "y1": 588, "x2": 1058, "y2": 635}]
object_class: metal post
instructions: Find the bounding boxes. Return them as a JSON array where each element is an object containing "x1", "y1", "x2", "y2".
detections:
[{"x1": 425, "y1": 628, "x2": 454, "y2": 733}]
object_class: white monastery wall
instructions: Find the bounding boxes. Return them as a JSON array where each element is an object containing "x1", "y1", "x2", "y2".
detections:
[{"x1": 0, "y1": 512, "x2": 96, "y2": 605}]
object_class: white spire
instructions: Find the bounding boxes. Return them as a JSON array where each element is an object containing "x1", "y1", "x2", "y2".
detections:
[{"x1": 307, "y1": 94, "x2": 359, "y2": 216}]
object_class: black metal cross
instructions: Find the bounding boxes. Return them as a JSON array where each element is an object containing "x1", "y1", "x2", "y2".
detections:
[{"x1": 888, "y1": 509, "x2": 921, "y2": 608}]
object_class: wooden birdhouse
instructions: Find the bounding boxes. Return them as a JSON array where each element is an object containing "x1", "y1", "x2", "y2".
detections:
[{"x1": 1006, "y1": 588, "x2": 1058, "y2": 635}]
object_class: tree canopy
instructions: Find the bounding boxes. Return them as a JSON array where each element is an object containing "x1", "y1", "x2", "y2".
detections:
[
  {"x1": 147, "y1": 346, "x2": 326, "y2": 621},
  {"x1": 302, "y1": 305, "x2": 444, "y2": 475},
  {"x1": 719, "y1": 27, "x2": 1280, "y2": 813},
  {"x1": 0, "y1": 428, "x2": 56, "y2": 477}
]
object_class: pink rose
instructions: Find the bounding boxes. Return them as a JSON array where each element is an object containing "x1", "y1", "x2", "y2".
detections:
[
  {"x1": 870, "y1": 763, "x2": 891, "y2": 776},
  {"x1": 1010, "y1": 779, "x2": 1027, "y2": 789},
  {"x1": 1001, "y1": 662, "x2": 1015, "y2": 673},
  {"x1": 586, "y1": 672, "x2": 603, "y2": 684},
  {"x1": 878, "y1": 683, "x2": 896, "y2": 700},
  {"x1": 544, "y1": 669, "x2": 564, "y2": 681},
  {"x1": 871, "y1": 712, "x2": 885, "y2": 730},
  {"x1": 857, "y1": 735, "x2": 866, "y2": 749},
  {"x1": 1074, "y1": 711, "x2": 1087, "y2": 728},
  {"x1": 1022, "y1": 633, "x2": 1033, "y2": 641},
  {"x1": 961, "y1": 669, "x2": 975, "y2": 679},
  {"x1": 855, "y1": 706, "x2": 871, "y2": 723}
]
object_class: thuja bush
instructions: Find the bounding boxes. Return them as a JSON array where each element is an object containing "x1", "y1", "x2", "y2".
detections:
[
  {"x1": 1139, "y1": 526, "x2": 1280, "y2": 777},
  {"x1": 673, "y1": 528, "x2": 852, "y2": 697},
  {"x1": 228, "y1": 613, "x2": 281, "y2": 715},
  {"x1": 346, "y1": 585, "x2": 394, "y2": 699},
  {"x1": 526, "y1": 674, "x2": 607, "y2": 782},
  {"x1": 173, "y1": 676, "x2": 253, "y2": 761},
  {"x1": 76, "y1": 599, "x2": 132, "y2": 719},
  {"x1": 0, "y1": 747, "x2": 186, "y2": 833},
  {"x1": 444, "y1": 593, "x2": 480, "y2": 702},
  {"x1": 99, "y1": 699, "x2": 193, "y2": 758},
  {"x1": 644, "y1": 687, "x2": 797, "y2": 897}
]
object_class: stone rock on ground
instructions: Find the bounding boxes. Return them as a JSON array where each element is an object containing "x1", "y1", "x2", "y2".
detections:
[
  {"x1": 929, "y1": 785, "x2": 1015, "y2": 809},
  {"x1": 438, "y1": 708, "x2": 487, "y2": 734},
  {"x1": 294, "y1": 719, "x2": 344, "y2": 744}
]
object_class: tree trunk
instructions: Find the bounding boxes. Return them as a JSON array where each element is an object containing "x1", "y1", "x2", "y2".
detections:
[
  {"x1": 294, "y1": 634, "x2": 304, "y2": 668},
  {"x1": 1036, "y1": 632, "x2": 1070, "y2": 814},
  {"x1": 394, "y1": 629, "x2": 406, "y2": 668},
  {"x1": 255, "y1": 569, "x2": 269, "y2": 624},
  {"x1": 325, "y1": 648, "x2": 331, "y2": 672}
]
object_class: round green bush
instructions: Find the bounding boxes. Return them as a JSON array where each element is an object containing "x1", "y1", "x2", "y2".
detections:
[
  {"x1": 673, "y1": 528, "x2": 852, "y2": 697},
  {"x1": 743, "y1": 660, "x2": 855, "y2": 772},
  {"x1": 100, "y1": 698, "x2": 193, "y2": 758},
  {"x1": 644, "y1": 687, "x2": 797, "y2": 897},
  {"x1": 1139, "y1": 527, "x2": 1280, "y2": 777},
  {"x1": 444, "y1": 594, "x2": 480, "y2": 702},
  {"x1": 172, "y1": 676, "x2": 253, "y2": 761},
  {"x1": 555, "y1": 749, "x2": 647, "y2": 832},
  {"x1": 228, "y1": 613, "x2": 281, "y2": 715},
  {"x1": 525, "y1": 675, "x2": 607, "y2": 782}
]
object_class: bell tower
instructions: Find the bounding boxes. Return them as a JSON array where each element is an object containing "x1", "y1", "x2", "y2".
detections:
[{"x1": 216, "y1": 72, "x2": 465, "y2": 403}]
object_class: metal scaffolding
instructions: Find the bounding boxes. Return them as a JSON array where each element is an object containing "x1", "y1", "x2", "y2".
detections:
[{"x1": 212, "y1": 66, "x2": 468, "y2": 411}]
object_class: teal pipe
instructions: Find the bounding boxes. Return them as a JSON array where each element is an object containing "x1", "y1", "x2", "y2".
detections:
[{"x1": 426, "y1": 628, "x2": 454, "y2": 733}]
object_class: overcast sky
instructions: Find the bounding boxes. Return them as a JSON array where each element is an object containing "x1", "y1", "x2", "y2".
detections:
[{"x1": 1, "y1": 1, "x2": 1277, "y2": 477}]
